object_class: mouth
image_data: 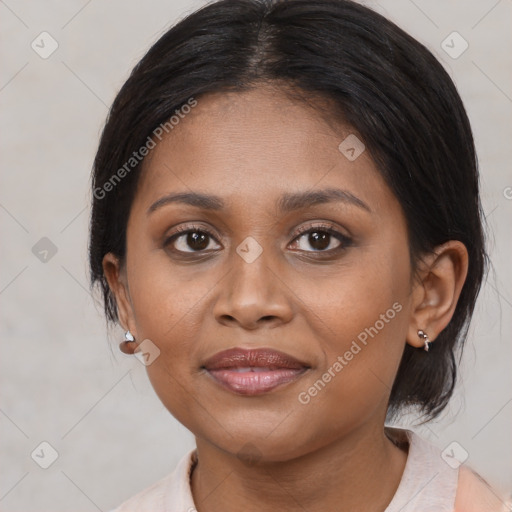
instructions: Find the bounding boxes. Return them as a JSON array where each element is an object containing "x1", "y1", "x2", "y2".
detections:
[{"x1": 202, "y1": 348, "x2": 310, "y2": 396}]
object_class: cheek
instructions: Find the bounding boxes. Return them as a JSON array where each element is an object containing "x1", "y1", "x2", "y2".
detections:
[
  {"x1": 125, "y1": 259, "x2": 214, "y2": 425},
  {"x1": 124, "y1": 250, "x2": 219, "y2": 399},
  {"x1": 300, "y1": 247, "x2": 410, "y2": 349},
  {"x1": 127, "y1": 243, "x2": 215, "y2": 337},
  {"x1": 295, "y1": 243, "x2": 411, "y2": 402},
  {"x1": 289, "y1": 301, "x2": 408, "y2": 441}
]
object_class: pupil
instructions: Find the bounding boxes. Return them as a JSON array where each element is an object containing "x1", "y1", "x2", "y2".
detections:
[
  {"x1": 309, "y1": 231, "x2": 329, "y2": 250},
  {"x1": 188, "y1": 232, "x2": 208, "y2": 250}
]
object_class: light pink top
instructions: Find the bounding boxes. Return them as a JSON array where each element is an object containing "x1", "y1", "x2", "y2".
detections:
[{"x1": 109, "y1": 427, "x2": 508, "y2": 511}]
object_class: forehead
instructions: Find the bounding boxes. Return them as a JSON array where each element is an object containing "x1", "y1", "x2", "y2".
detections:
[{"x1": 132, "y1": 86, "x2": 397, "y2": 218}]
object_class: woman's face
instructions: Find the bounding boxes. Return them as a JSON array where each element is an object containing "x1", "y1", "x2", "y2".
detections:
[{"x1": 107, "y1": 86, "x2": 418, "y2": 461}]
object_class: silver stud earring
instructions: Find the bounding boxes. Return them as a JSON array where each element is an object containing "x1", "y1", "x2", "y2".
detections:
[
  {"x1": 125, "y1": 331, "x2": 135, "y2": 342},
  {"x1": 417, "y1": 330, "x2": 430, "y2": 352}
]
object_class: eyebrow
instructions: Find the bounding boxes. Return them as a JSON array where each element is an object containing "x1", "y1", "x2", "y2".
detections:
[{"x1": 146, "y1": 187, "x2": 371, "y2": 216}]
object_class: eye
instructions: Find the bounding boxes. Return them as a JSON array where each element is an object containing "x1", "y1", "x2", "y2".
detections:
[
  {"x1": 164, "y1": 225, "x2": 221, "y2": 253},
  {"x1": 289, "y1": 224, "x2": 351, "y2": 253}
]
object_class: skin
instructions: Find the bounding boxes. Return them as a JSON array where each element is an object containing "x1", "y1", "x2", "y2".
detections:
[{"x1": 103, "y1": 86, "x2": 468, "y2": 512}]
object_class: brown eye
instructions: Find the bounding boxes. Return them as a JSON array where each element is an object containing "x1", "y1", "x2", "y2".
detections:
[
  {"x1": 182, "y1": 232, "x2": 210, "y2": 251},
  {"x1": 166, "y1": 228, "x2": 221, "y2": 253},
  {"x1": 306, "y1": 231, "x2": 335, "y2": 251},
  {"x1": 289, "y1": 225, "x2": 351, "y2": 253},
  {"x1": 293, "y1": 230, "x2": 340, "y2": 252}
]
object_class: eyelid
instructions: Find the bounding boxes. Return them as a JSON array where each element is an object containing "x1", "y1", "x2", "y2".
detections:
[
  {"x1": 289, "y1": 222, "x2": 352, "y2": 251},
  {"x1": 167, "y1": 222, "x2": 218, "y2": 236},
  {"x1": 292, "y1": 221, "x2": 352, "y2": 240},
  {"x1": 165, "y1": 223, "x2": 222, "y2": 247},
  {"x1": 292, "y1": 222, "x2": 348, "y2": 238}
]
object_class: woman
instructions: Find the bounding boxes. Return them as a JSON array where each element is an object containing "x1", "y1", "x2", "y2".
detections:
[{"x1": 89, "y1": 0, "x2": 507, "y2": 510}]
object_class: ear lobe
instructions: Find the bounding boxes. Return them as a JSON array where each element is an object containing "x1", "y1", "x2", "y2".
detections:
[
  {"x1": 119, "y1": 339, "x2": 138, "y2": 355},
  {"x1": 102, "y1": 252, "x2": 138, "y2": 341},
  {"x1": 406, "y1": 240, "x2": 469, "y2": 349}
]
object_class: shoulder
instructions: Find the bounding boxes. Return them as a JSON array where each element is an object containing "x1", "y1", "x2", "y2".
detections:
[
  {"x1": 107, "y1": 449, "x2": 197, "y2": 512},
  {"x1": 454, "y1": 465, "x2": 510, "y2": 512},
  {"x1": 385, "y1": 427, "x2": 509, "y2": 512},
  {"x1": 108, "y1": 471, "x2": 176, "y2": 512}
]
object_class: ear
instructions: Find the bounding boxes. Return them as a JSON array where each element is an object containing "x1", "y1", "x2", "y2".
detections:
[
  {"x1": 102, "y1": 252, "x2": 138, "y2": 355},
  {"x1": 406, "y1": 241, "x2": 469, "y2": 349}
]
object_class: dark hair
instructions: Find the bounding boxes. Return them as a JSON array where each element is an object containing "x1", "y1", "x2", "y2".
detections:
[{"x1": 88, "y1": 0, "x2": 486, "y2": 421}]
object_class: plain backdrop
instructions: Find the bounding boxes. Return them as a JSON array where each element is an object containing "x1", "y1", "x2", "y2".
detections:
[{"x1": 1, "y1": 0, "x2": 511, "y2": 510}]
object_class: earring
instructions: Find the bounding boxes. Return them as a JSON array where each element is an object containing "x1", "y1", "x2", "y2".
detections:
[
  {"x1": 417, "y1": 330, "x2": 430, "y2": 352},
  {"x1": 119, "y1": 330, "x2": 136, "y2": 354}
]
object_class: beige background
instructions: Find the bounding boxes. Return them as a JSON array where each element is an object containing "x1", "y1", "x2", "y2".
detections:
[{"x1": 1, "y1": 0, "x2": 511, "y2": 510}]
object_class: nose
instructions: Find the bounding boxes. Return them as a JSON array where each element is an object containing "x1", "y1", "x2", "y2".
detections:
[{"x1": 213, "y1": 245, "x2": 294, "y2": 330}]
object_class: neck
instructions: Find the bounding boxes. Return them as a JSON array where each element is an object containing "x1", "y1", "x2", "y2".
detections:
[{"x1": 190, "y1": 424, "x2": 408, "y2": 512}]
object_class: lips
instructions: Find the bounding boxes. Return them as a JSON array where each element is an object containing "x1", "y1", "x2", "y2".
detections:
[{"x1": 203, "y1": 348, "x2": 310, "y2": 395}]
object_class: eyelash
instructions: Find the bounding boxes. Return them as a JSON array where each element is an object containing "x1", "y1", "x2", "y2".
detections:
[
  {"x1": 292, "y1": 224, "x2": 351, "y2": 253},
  {"x1": 164, "y1": 223, "x2": 352, "y2": 256}
]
